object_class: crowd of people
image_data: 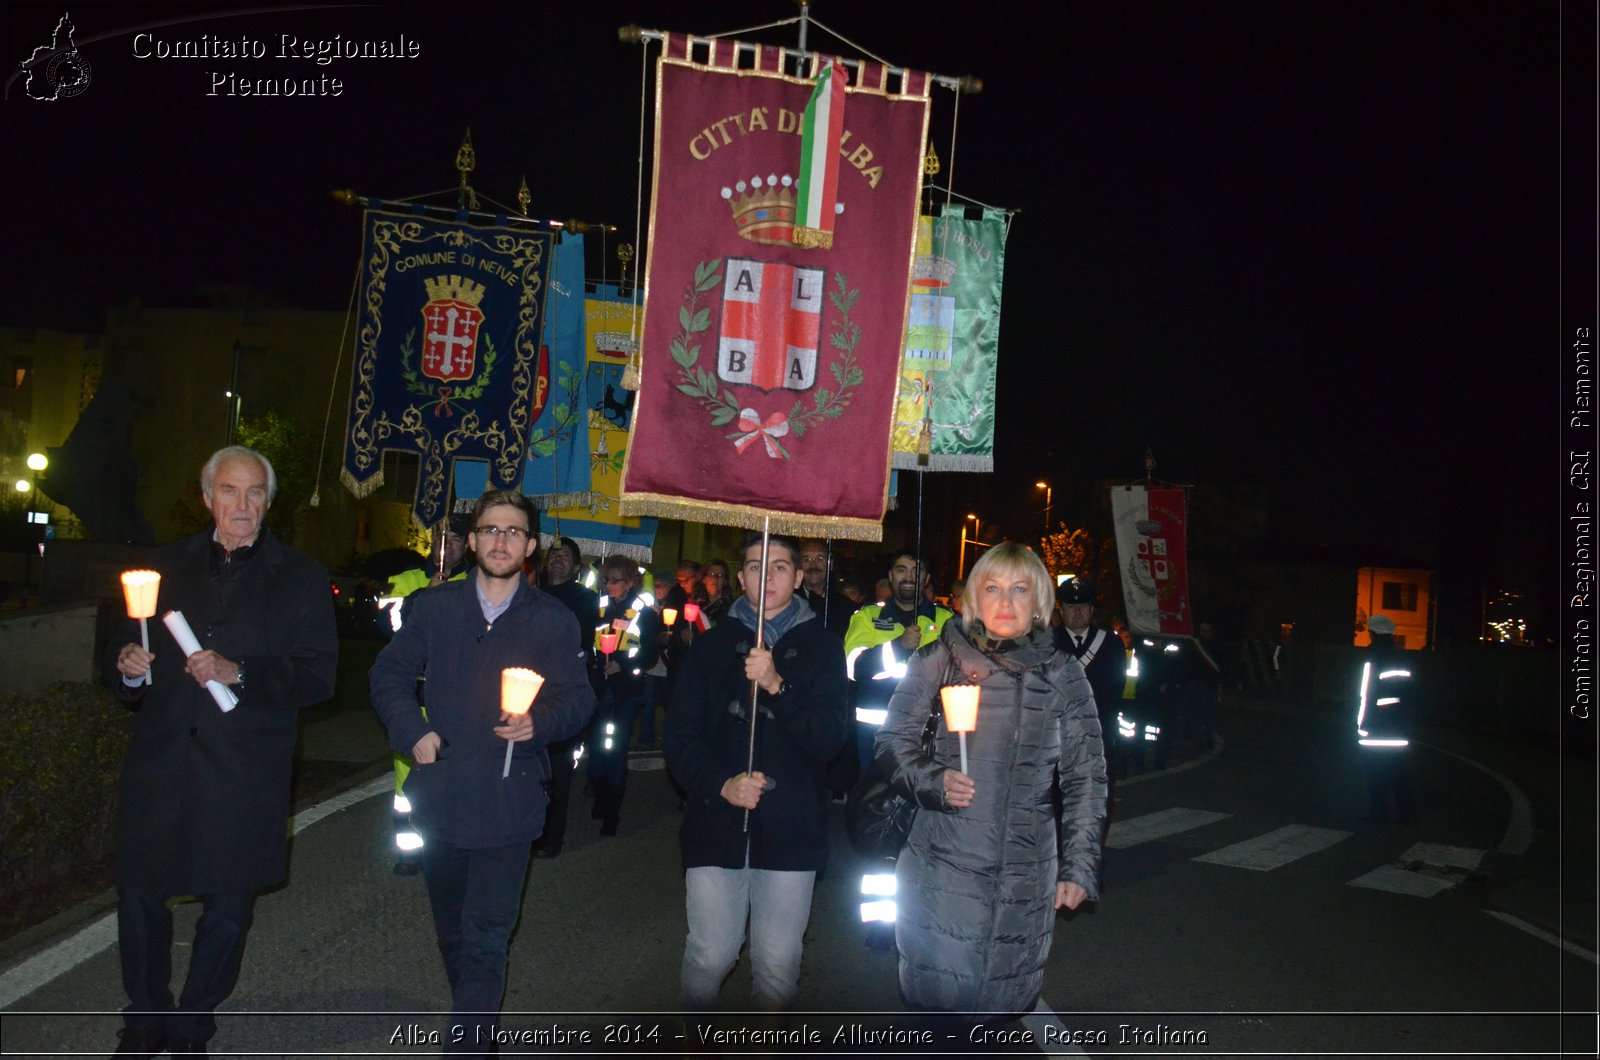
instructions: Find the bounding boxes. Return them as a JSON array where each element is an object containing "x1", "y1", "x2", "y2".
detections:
[{"x1": 104, "y1": 446, "x2": 1236, "y2": 1057}]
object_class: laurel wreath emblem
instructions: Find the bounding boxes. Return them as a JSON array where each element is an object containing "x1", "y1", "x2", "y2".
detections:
[
  {"x1": 670, "y1": 259, "x2": 863, "y2": 459},
  {"x1": 400, "y1": 327, "x2": 499, "y2": 416}
]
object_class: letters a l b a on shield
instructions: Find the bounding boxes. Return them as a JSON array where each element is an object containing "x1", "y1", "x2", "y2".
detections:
[
  {"x1": 717, "y1": 258, "x2": 822, "y2": 392},
  {"x1": 420, "y1": 275, "x2": 486, "y2": 382}
]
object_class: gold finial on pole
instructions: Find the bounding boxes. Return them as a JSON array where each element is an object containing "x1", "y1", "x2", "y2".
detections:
[
  {"x1": 517, "y1": 176, "x2": 531, "y2": 218},
  {"x1": 924, "y1": 143, "x2": 941, "y2": 177},
  {"x1": 617, "y1": 243, "x2": 635, "y2": 293},
  {"x1": 456, "y1": 129, "x2": 479, "y2": 211}
]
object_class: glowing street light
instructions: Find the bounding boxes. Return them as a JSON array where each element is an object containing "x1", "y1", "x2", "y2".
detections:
[
  {"x1": 958, "y1": 513, "x2": 992, "y2": 580},
  {"x1": 1035, "y1": 481, "x2": 1053, "y2": 530},
  {"x1": 26, "y1": 453, "x2": 48, "y2": 472}
]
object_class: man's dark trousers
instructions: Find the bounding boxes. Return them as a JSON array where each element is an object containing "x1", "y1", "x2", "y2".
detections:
[
  {"x1": 419, "y1": 839, "x2": 532, "y2": 1053},
  {"x1": 117, "y1": 887, "x2": 253, "y2": 1043}
]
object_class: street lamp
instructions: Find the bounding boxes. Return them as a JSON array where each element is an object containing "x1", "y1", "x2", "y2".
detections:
[
  {"x1": 26, "y1": 453, "x2": 48, "y2": 473},
  {"x1": 958, "y1": 513, "x2": 992, "y2": 580},
  {"x1": 225, "y1": 389, "x2": 243, "y2": 445},
  {"x1": 1035, "y1": 481, "x2": 1053, "y2": 531}
]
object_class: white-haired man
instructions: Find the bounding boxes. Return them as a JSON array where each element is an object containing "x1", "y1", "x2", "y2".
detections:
[{"x1": 109, "y1": 446, "x2": 338, "y2": 1057}]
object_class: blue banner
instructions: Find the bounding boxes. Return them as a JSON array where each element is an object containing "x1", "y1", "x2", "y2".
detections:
[
  {"x1": 452, "y1": 231, "x2": 591, "y2": 510},
  {"x1": 340, "y1": 207, "x2": 556, "y2": 526}
]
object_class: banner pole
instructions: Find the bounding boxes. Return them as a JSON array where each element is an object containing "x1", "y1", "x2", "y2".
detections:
[{"x1": 743, "y1": 515, "x2": 772, "y2": 833}]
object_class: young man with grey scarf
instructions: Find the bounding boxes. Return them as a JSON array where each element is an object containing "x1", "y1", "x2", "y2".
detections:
[{"x1": 663, "y1": 532, "x2": 849, "y2": 1010}]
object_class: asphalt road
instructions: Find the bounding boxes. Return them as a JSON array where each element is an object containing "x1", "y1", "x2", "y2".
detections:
[{"x1": 0, "y1": 695, "x2": 1594, "y2": 1057}]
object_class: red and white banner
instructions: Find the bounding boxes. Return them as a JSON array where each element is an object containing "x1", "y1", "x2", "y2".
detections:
[
  {"x1": 1112, "y1": 484, "x2": 1194, "y2": 636},
  {"x1": 620, "y1": 35, "x2": 931, "y2": 541}
]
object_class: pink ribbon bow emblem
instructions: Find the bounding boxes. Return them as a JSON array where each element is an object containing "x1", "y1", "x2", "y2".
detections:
[{"x1": 732, "y1": 408, "x2": 790, "y2": 458}]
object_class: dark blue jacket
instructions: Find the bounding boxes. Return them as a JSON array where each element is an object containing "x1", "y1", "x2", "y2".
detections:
[
  {"x1": 370, "y1": 573, "x2": 594, "y2": 848},
  {"x1": 665, "y1": 607, "x2": 848, "y2": 872}
]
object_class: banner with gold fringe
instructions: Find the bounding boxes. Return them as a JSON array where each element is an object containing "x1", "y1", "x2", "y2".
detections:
[
  {"x1": 541, "y1": 284, "x2": 658, "y2": 562},
  {"x1": 452, "y1": 230, "x2": 592, "y2": 510},
  {"x1": 620, "y1": 35, "x2": 931, "y2": 542},
  {"x1": 340, "y1": 207, "x2": 555, "y2": 527},
  {"x1": 891, "y1": 205, "x2": 1008, "y2": 471}
]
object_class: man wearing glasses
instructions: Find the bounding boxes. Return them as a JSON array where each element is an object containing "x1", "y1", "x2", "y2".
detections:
[{"x1": 370, "y1": 489, "x2": 594, "y2": 1053}]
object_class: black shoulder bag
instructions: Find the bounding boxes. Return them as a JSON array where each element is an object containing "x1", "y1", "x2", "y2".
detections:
[{"x1": 844, "y1": 653, "x2": 952, "y2": 859}]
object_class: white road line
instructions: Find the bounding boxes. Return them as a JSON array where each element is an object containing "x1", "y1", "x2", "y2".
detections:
[
  {"x1": 1193, "y1": 824, "x2": 1352, "y2": 871},
  {"x1": 1347, "y1": 864, "x2": 1460, "y2": 898},
  {"x1": 0, "y1": 914, "x2": 116, "y2": 1010},
  {"x1": 1105, "y1": 807, "x2": 1231, "y2": 849},
  {"x1": 289, "y1": 776, "x2": 389, "y2": 835},
  {"x1": 0, "y1": 777, "x2": 388, "y2": 1010},
  {"x1": 1347, "y1": 842, "x2": 1486, "y2": 898},
  {"x1": 1415, "y1": 740, "x2": 1535, "y2": 855},
  {"x1": 1484, "y1": 910, "x2": 1600, "y2": 965},
  {"x1": 1022, "y1": 997, "x2": 1088, "y2": 1056}
]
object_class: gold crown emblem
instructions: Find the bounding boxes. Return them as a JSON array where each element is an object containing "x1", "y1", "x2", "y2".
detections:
[
  {"x1": 422, "y1": 274, "x2": 487, "y2": 306},
  {"x1": 722, "y1": 175, "x2": 795, "y2": 245}
]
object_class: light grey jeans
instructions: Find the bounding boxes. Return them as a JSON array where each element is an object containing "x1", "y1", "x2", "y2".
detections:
[{"x1": 680, "y1": 865, "x2": 816, "y2": 1010}]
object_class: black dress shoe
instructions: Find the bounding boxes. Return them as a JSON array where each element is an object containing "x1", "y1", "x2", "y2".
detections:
[
  {"x1": 113, "y1": 1026, "x2": 168, "y2": 1058},
  {"x1": 531, "y1": 845, "x2": 562, "y2": 859},
  {"x1": 169, "y1": 1037, "x2": 209, "y2": 1056},
  {"x1": 599, "y1": 816, "x2": 618, "y2": 836},
  {"x1": 393, "y1": 860, "x2": 421, "y2": 876}
]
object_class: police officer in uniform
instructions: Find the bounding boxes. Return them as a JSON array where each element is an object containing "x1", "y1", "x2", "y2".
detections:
[
  {"x1": 1055, "y1": 578, "x2": 1126, "y2": 804},
  {"x1": 1357, "y1": 614, "x2": 1413, "y2": 823}
]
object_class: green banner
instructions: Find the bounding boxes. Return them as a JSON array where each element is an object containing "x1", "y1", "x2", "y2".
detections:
[{"x1": 891, "y1": 204, "x2": 1008, "y2": 471}]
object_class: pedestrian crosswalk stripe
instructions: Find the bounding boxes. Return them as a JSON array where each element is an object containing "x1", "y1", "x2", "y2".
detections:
[
  {"x1": 1347, "y1": 842, "x2": 1486, "y2": 898},
  {"x1": 1106, "y1": 807, "x2": 1231, "y2": 849},
  {"x1": 1193, "y1": 824, "x2": 1352, "y2": 871}
]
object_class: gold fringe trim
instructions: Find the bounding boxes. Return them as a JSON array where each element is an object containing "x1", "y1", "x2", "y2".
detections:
[
  {"x1": 790, "y1": 226, "x2": 834, "y2": 250},
  {"x1": 539, "y1": 532, "x2": 652, "y2": 563},
  {"x1": 890, "y1": 453, "x2": 995, "y2": 473},
  {"x1": 339, "y1": 466, "x2": 384, "y2": 501},
  {"x1": 619, "y1": 492, "x2": 883, "y2": 543},
  {"x1": 527, "y1": 490, "x2": 593, "y2": 511}
]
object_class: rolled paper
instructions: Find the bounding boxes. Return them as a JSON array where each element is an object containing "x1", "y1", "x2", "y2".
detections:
[
  {"x1": 161, "y1": 610, "x2": 239, "y2": 712},
  {"x1": 683, "y1": 602, "x2": 702, "y2": 624},
  {"x1": 958, "y1": 732, "x2": 969, "y2": 776},
  {"x1": 120, "y1": 570, "x2": 161, "y2": 619},
  {"x1": 940, "y1": 684, "x2": 980, "y2": 732},
  {"x1": 500, "y1": 667, "x2": 544, "y2": 778},
  {"x1": 662, "y1": 608, "x2": 678, "y2": 627},
  {"x1": 600, "y1": 631, "x2": 619, "y2": 654}
]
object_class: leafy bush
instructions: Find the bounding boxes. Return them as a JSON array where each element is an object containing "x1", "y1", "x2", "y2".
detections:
[{"x1": 0, "y1": 681, "x2": 130, "y2": 898}]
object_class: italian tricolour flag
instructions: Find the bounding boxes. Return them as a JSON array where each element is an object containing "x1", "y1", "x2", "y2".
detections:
[{"x1": 793, "y1": 61, "x2": 846, "y2": 249}]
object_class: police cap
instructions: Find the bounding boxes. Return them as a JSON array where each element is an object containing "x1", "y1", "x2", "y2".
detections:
[
  {"x1": 1368, "y1": 615, "x2": 1396, "y2": 635},
  {"x1": 1056, "y1": 577, "x2": 1097, "y2": 606}
]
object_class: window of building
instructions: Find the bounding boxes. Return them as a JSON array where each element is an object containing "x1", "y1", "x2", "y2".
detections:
[{"x1": 1381, "y1": 581, "x2": 1418, "y2": 612}]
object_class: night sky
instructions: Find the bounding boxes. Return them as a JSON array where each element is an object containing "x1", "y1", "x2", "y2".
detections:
[{"x1": 2, "y1": 1, "x2": 1581, "y2": 630}]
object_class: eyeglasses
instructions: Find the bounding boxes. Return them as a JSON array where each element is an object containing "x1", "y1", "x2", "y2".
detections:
[
  {"x1": 604, "y1": 576, "x2": 630, "y2": 585},
  {"x1": 475, "y1": 526, "x2": 530, "y2": 541}
]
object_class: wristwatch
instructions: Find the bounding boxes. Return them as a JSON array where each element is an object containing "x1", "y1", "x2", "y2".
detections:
[
  {"x1": 773, "y1": 679, "x2": 793, "y2": 699},
  {"x1": 234, "y1": 660, "x2": 245, "y2": 689}
]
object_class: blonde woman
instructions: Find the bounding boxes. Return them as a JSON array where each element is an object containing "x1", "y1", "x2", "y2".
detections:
[{"x1": 874, "y1": 542, "x2": 1107, "y2": 1020}]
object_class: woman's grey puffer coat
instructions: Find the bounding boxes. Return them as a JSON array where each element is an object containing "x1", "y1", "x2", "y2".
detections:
[{"x1": 874, "y1": 621, "x2": 1107, "y2": 1016}]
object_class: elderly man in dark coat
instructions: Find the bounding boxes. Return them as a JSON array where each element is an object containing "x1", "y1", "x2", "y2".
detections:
[{"x1": 107, "y1": 445, "x2": 337, "y2": 1057}]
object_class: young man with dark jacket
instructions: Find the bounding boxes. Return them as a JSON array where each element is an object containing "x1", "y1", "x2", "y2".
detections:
[
  {"x1": 664, "y1": 532, "x2": 849, "y2": 1010},
  {"x1": 369, "y1": 490, "x2": 593, "y2": 1053}
]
